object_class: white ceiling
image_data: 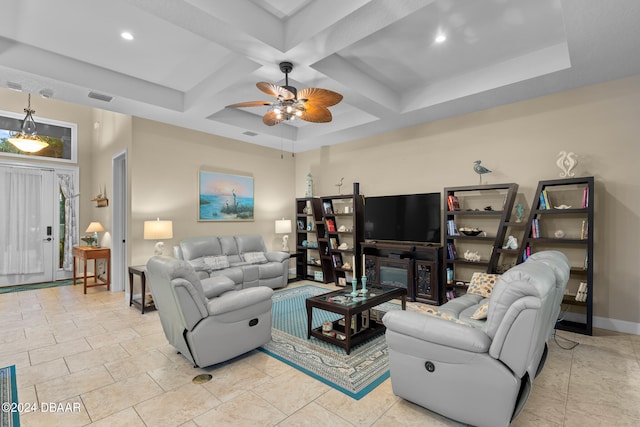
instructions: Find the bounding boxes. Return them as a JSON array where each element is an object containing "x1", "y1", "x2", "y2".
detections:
[{"x1": 1, "y1": 0, "x2": 639, "y2": 152}]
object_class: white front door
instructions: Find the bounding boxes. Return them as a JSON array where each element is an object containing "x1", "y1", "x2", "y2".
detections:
[{"x1": 0, "y1": 165, "x2": 55, "y2": 286}]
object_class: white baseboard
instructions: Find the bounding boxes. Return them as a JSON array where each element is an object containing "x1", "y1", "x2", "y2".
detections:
[
  {"x1": 561, "y1": 312, "x2": 640, "y2": 335},
  {"x1": 593, "y1": 316, "x2": 640, "y2": 335}
]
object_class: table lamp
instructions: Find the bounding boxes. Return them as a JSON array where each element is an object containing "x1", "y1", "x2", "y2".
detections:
[
  {"x1": 144, "y1": 218, "x2": 173, "y2": 255},
  {"x1": 85, "y1": 222, "x2": 105, "y2": 247},
  {"x1": 275, "y1": 218, "x2": 292, "y2": 252}
]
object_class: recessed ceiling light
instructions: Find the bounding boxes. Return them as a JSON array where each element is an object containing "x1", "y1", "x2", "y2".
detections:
[
  {"x1": 121, "y1": 31, "x2": 134, "y2": 41},
  {"x1": 435, "y1": 33, "x2": 447, "y2": 43}
]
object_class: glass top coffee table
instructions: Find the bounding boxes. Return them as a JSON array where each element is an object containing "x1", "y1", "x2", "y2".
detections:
[{"x1": 305, "y1": 284, "x2": 406, "y2": 354}]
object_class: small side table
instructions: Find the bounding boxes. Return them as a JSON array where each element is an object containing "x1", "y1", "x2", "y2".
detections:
[
  {"x1": 73, "y1": 246, "x2": 111, "y2": 294},
  {"x1": 287, "y1": 251, "x2": 303, "y2": 283},
  {"x1": 129, "y1": 265, "x2": 156, "y2": 314}
]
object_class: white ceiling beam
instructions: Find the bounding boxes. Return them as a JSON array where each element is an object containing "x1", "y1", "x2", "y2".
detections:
[{"x1": 0, "y1": 37, "x2": 183, "y2": 111}]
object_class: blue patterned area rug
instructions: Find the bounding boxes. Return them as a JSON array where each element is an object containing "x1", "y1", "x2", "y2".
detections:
[
  {"x1": 0, "y1": 365, "x2": 19, "y2": 427},
  {"x1": 0, "y1": 279, "x2": 78, "y2": 294},
  {"x1": 259, "y1": 284, "x2": 401, "y2": 400}
]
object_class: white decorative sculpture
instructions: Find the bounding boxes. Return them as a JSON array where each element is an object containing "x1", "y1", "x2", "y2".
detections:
[
  {"x1": 305, "y1": 172, "x2": 313, "y2": 198},
  {"x1": 463, "y1": 250, "x2": 481, "y2": 262},
  {"x1": 556, "y1": 151, "x2": 578, "y2": 178},
  {"x1": 502, "y1": 235, "x2": 518, "y2": 250}
]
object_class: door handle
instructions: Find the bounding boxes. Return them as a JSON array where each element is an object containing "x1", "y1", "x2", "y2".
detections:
[{"x1": 43, "y1": 237, "x2": 52, "y2": 241}]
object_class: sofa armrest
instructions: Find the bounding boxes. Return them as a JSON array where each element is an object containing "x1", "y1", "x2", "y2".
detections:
[
  {"x1": 201, "y1": 278, "x2": 236, "y2": 298},
  {"x1": 265, "y1": 251, "x2": 289, "y2": 263},
  {"x1": 207, "y1": 287, "x2": 274, "y2": 316},
  {"x1": 383, "y1": 310, "x2": 491, "y2": 353}
]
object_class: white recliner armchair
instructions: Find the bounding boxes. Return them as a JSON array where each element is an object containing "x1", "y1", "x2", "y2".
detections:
[
  {"x1": 146, "y1": 256, "x2": 273, "y2": 368},
  {"x1": 383, "y1": 255, "x2": 566, "y2": 427}
]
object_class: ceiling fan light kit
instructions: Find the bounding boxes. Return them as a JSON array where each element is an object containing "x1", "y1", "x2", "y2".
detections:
[{"x1": 227, "y1": 61, "x2": 343, "y2": 126}]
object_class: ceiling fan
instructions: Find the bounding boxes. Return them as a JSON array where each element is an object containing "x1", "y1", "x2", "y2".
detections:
[{"x1": 226, "y1": 61, "x2": 343, "y2": 126}]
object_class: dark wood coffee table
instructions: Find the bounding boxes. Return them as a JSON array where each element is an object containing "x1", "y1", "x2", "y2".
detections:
[{"x1": 306, "y1": 284, "x2": 406, "y2": 354}]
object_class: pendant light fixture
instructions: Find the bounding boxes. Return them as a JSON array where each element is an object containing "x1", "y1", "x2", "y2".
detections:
[{"x1": 8, "y1": 93, "x2": 49, "y2": 153}]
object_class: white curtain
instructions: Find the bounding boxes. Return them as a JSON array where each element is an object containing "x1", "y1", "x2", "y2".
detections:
[
  {"x1": 58, "y1": 173, "x2": 78, "y2": 271},
  {"x1": 0, "y1": 167, "x2": 44, "y2": 274}
]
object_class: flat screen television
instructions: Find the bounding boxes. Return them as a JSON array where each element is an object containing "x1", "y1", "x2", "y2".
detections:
[{"x1": 364, "y1": 193, "x2": 441, "y2": 244}]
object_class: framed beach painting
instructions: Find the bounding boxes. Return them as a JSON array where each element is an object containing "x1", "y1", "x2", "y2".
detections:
[{"x1": 199, "y1": 169, "x2": 254, "y2": 221}]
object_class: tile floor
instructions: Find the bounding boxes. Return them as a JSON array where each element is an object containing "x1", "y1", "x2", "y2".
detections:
[{"x1": 1, "y1": 281, "x2": 639, "y2": 426}]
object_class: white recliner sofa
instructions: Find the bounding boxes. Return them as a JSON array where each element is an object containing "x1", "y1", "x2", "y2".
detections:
[
  {"x1": 173, "y1": 234, "x2": 290, "y2": 290},
  {"x1": 382, "y1": 251, "x2": 570, "y2": 427},
  {"x1": 146, "y1": 255, "x2": 273, "y2": 368}
]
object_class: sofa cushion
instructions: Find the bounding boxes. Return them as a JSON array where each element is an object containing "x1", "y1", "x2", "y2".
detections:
[
  {"x1": 235, "y1": 234, "x2": 267, "y2": 253},
  {"x1": 467, "y1": 272, "x2": 501, "y2": 298},
  {"x1": 243, "y1": 252, "x2": 268, "y2": 264},
  {"x1": 204, "y1": 255, "x2": 230, "y2": 270},
  {"x1": 258, "y1": 262, "x2": 283, "y2": 279},
  {"x1": 180, "y1": 236, "x2": 222, "y2": 261},
  {"x1": 483, "y1": 262, "x2": 555, "y2": 339}
]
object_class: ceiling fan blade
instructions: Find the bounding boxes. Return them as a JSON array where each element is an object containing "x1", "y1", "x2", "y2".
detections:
[
  {"x1": 263, "y1": 110, "x2": 286, "y2": 126},
  {"x1": 226, "y1": 101, "x2": 273, "y2": 108},
  {"x1": 299, "y1": 104, "x2": 332, "y2": 123},
  {"x1": 257, "y1": 82, "x2": 295, "y2": 100},
  {"x1": 298, "y1": 88, "x2": 343, "y2": 107}
]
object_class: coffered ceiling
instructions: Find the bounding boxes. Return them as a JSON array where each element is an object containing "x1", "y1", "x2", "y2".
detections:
[{"x1": 1, "y1": 0, "x2": 639, "y2": 152}]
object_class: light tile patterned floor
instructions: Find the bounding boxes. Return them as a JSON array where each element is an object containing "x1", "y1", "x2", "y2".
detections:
[{"x1": 1, "y1": 281, "x2": 639, "y2": 426}]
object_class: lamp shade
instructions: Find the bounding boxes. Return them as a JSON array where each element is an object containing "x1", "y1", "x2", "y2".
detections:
[
  {"x1": 275, "y1": 219, "x2": 292, "y2": 234},
  {"x1": 144, "y1": 219, "x2": 173, "y2": 240},
  {"x1": 85, "y1": 222, "x2": 105, "y2": 233}
]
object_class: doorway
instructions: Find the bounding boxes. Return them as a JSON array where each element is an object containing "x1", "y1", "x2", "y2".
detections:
[
  {"x1": 111, "y1": 150, "x2": 128, "y2": 293},
  {"x1": 0, "y1": 163, "x2": 78, "y2": 287}
]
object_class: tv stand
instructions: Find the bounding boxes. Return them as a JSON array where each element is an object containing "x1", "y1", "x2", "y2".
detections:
[{"x1": 361, "y1": 242, "x2": 443, "y2": 305}]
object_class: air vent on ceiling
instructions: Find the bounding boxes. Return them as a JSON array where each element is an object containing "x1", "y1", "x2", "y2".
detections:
[
  {"x1": 88, "y1": 91, "x2": 113, "y2": 102},
  {"x1": 7, "y1": 81, "x2": 23, "y2": 91},
  {"x1": 242, "y1": 131, "x2": 258, "y2": 136}
]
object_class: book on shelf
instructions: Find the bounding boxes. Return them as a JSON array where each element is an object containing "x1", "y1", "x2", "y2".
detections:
[
  {"x1": 580, "y1": 220, "x2": 588, "y2": 239},
  {"x1": 582, "y1": 186, "x2": 589, "y2": 208},
  {"x1": 326, "y1": 219, "x2": 336, "y2": 232},
  {"x1": 522, "y1": 245, "x2": 532, "y2": 262},
  {"x1": 575, "y1": 281, "x2": 588, "y2": 302},
  {"x1": 447, "y1": 195, "x2": 460, "y2": 211},
  {"x1": 322, "y1": 201, "x2": 333, "y2": 214},
  {"x1": 530, "y1": 218, "x2": 540, "y2": 238},
  {"x1": 332, "y1": 254, "x2": 342, "y2": 268},
  {"x1": 446, "y1": 242, "x2": 457, "y2": 260},
  {"x1": 447, "y1": 219, "x2": 459, "y2": 236},
  {"x1": 329, "y1": 237, "x2": 338, "y2": 249},
  {"x1": 542, "y1": 190, "x2": 551, "y2": 209},
  {"x1": 539, "y1": 193, "x2": 546, "y2": 210}
]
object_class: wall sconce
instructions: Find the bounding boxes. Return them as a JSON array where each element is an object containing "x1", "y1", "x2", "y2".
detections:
[
  {"x1": 84, "y1": 222, "x2": 105, "y2": 247},
  {"x1": 144, "y1": 218, "x2": 173, "y2": 255},
  {"x1": 275, "y1": 218, "x2": 292, "y2": 252}
]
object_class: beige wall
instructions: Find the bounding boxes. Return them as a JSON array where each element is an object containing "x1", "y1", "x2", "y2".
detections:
[
  {"x1": 2, "y1": 74, "x2": 639, "y2": 329},
  {"x1": 128, "y1": 118, "x2": 295, "y2": 266},
  {"x1": 295, "y1": 75, "x2": 640, "y2": 326}
]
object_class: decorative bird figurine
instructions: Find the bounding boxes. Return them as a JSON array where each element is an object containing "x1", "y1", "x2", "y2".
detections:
[
  {"x1": 556, "y1": 151, "x2": 578, "y2": 177},
  {"x1": 473, "y1": 160, "x2": 492, "y2": 184},
  {"x1": 335, "y1": 177, "x2": 344, "y2": 194}
]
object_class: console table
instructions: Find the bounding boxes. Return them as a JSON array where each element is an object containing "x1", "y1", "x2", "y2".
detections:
[
  {"x1": 361, "y1": 242, "x2": 443, "y2": 304},
  {"x1": 73, "y1": 246, "x2": 111, "y2": 294}
]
